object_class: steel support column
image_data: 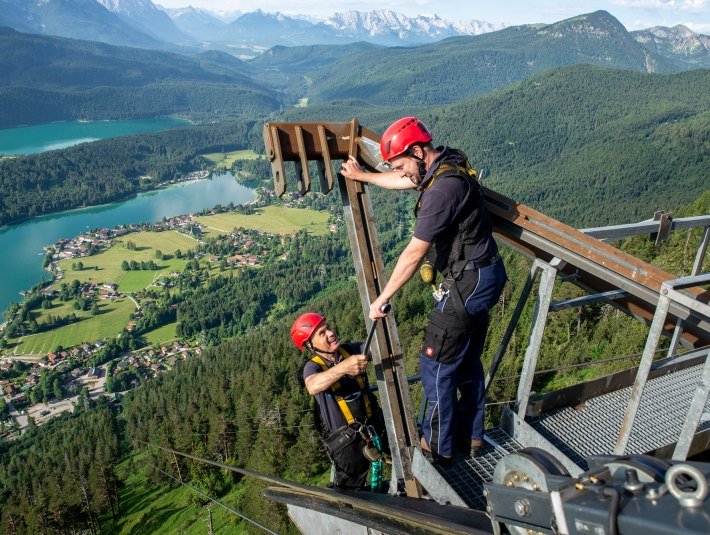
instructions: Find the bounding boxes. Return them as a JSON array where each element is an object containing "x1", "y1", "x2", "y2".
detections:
[
  {"x1": 516, "y1": 258, "x2": 563, "y2": 418},
  {"x1": 673, "y1": 348, "x2": 710, "y2": 460},
  {"x1": 614, "y1": 292, "x2": 671, "y2": 454},
  {"x1": 667, "y1": 226, "x2": 710, "y2": 358},
  {"x1": 336, "y1": 121, "x2": 420, "y2": 497}
]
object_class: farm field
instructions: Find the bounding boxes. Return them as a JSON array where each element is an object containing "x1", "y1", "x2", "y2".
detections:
[
  {"x1": 10, "y1": 297, "x2": 135, "y2": 355},
  {"x1": 200, "y1": 149, "x2": 262, "y2": 167},
  {"x1": 142, "y1": 322, "x2": 179, "y2": 347},
  {"x1": 55, "y1": 231, "x2": 193, "y2": 291},
  {"x1": 196, "y1": 206, "x2": 330, "y2": 237}
]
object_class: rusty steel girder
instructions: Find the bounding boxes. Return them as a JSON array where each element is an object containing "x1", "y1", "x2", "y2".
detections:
[{"x1": 263, "y1": 120, "x2": 709, "y2": 349}]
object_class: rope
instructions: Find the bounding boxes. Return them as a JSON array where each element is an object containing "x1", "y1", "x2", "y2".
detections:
[{"x1": 143, "y1": 459, "x2": 279, "y2": 535}]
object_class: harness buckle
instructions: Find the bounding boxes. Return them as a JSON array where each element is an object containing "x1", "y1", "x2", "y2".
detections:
[{"x1": 433, "y1": 281, "x2": 450, "y2": 302}]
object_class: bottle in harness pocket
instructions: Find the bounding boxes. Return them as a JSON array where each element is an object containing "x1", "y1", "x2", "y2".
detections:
[{"x1": 415, "y1": 150, "x2": 493, "y2": 279}]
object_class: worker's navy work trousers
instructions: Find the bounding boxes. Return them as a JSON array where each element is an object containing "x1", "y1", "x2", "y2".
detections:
[{"x1": 420, "y1": 257, "x2": 506, "y2": 457}]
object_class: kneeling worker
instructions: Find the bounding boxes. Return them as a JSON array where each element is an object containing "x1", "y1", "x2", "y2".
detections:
[{"x1": 291, "y1": 312, "x2": 387, "y2": 489}]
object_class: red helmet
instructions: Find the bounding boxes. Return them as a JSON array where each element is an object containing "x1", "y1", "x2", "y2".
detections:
[
  {"x1": 380, "y1": 117, "x2": 432, "y2": 162},
  {"x1": 290, "y1": 312, "x2": 325, "y2": 350}
]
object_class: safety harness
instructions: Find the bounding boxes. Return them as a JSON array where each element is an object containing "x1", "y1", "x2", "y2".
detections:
[
  {"x1": 310, "y1": 346, "x2": 372, "y2": 426},
  {"x1": 415, "y1": 151, "x2": 494, "y2": 322},
  {"x1": 310, "y1": 348, "x2": 386, "y2": 491}
]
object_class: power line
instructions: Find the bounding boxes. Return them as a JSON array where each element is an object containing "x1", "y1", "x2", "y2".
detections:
[{"x1": 143, "y1": 459, "x2": 279, "y2": 535}]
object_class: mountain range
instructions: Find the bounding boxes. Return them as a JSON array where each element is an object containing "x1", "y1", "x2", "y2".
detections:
[
  {"x1": 0, "y1": 9, "x2": 707, "y2": 129},
  {"x1": 0, "y1": 1, "x2": 707, "y2": 65}
]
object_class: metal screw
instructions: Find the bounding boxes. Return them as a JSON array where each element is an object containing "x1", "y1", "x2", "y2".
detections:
[
  {"x1": 514, "y1": 499, "x2": 530, "y2": 517},
  {"x1": 483, "y1": 489, "x2": 489, "y2": 497},
  {"x1": 506, "y1": 480, "x2": 514, "y2": 487},
  {"x1": 522, "y1": 475, "x2": 530, "y2": 482},
  {"x1": 532, "y1": 484, "x2": 540, "y2": 491},
  {"x1": 486, "y1": 505, "x2": 492, "y2": 513},
  {"x1": 513, "y1": 473, "x2": 520, "y2": 481}
]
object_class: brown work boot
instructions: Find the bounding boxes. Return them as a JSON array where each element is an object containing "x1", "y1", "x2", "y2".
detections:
[
  {"x1": 420, "y1": 436, "x2": 453, "y2": 468},
  {"x1": 470, "y1": 439, "x2": 483, "y2": 458}
]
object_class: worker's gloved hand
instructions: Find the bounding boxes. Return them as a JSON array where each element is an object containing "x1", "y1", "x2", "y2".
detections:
[{"x1": 342, "y1": 354, "x2": 368, "y2": 376}]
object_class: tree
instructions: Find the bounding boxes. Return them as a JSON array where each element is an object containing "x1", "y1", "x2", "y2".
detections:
[
  {"x1": 121, "y1": 260, "x2": 129, "y2": 271},
  {"x1": 155, "y1": 250, "x2": 164, "y2": 260},
  {"x1": 53, "y1": 378, "x2": 63, "y2": 401},
  {"x1": 91, "y1": 303, "x2": 100, "y2": 316}
]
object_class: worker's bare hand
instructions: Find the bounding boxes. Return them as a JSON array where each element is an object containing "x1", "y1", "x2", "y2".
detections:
[
  {"x1": 340, "y1": 156, "x2": 366, "y2": 181},
  {"x1": 369, "y1": 296, "x2": 390, "y2": 321},
  {"x1": 342, "y1": 354, "x2": 369, "y2": 376}
]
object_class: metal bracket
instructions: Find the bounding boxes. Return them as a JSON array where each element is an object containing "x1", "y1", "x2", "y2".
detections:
[{"x1": 652, "y1": 210, "x2": 673, "y2": 246}]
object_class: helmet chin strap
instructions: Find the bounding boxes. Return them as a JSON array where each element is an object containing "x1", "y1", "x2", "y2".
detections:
[
  {"x1": 307, "y1": 342, "x2": 337, "y2": 358},
  {"x1": 408, "y1": 148, "x2": 429, "y2": 190}
]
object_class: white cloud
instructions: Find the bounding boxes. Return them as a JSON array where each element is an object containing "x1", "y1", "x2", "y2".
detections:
[
  {"x1": 683, "y1": 21, "x2": 710, "y2": 31},
  {"x1": 680, "y1": 0, "x2": 710, "y2": 12},
  {"x1": 613, "y1": 0, "x2": 709, "y2": 11},
  {"x1": 612, "y1": 0, "x2": 677, "y2": 7}
]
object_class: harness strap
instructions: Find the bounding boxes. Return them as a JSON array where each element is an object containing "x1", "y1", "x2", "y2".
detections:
[{"x1": 310, "y1": 348, "x2": 372, "y2": 426}]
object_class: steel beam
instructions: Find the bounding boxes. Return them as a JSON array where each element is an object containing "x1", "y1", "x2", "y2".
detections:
[
  {"x1": 548, "y1": 289, "x2": 629, "y2": 312},
  {"x1": 614, "y1": 293, "x2": 671, "y2": 454},
  {"x1": 673, "y1": 348, "x2": 710, "y2": 460},
  {"x1": 516, "y1": 258, "x2": 563, "y2": 418},
  {"x1": 486, "y1": 191, "x2": 709, "y2": 347},
  {"x1": 580, "y1": 215, "x2": 710, "y2": 240},
  {"x1": 668, "y1": 226, "x2": 710, "y2": 357},
  {"x1": 485, "y1": 261, "x2": 539, "y2": 393}
]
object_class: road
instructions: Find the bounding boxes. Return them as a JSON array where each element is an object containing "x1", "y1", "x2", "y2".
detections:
[{"x1": 12, "y1": 363, "x2": 109, "y2": 431}]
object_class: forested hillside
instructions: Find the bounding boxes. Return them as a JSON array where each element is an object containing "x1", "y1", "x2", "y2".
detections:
[
  {"x1": 287, "y1": 65, "x2": 709, "y2": 226},
  {"x1": 0, "y1": 120, "x2": 263, "y2": 225},
  {"x1": 0, "y1": 28, "x2": 279, "y2": 128},
  {"x1": 2, "y1": 167, "x2": 706, "y2": 531},
  {"x1": 305, "y1": 11, "x2": 679, "y2": 108}
]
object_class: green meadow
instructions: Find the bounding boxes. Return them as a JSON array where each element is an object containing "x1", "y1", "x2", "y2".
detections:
[
  {"x1": 55, "y1": 231, "x2": 194, "y2": 291},
  {"x1": 200, "y1": 149, "x2": 262, "y2": 167},
  {"x1": 196, "y1": 206, "x2": 330, "y2": 237},
  {"x1": 11, "y1": 298, "x2": 135, "y2": 355}
]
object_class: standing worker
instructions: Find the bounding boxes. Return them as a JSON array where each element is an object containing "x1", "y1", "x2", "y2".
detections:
[
  {"x1": 341, "y1": 117, "x2": 506, "y2": 465},
  {"x1": 291, "y1": 312, "x2": 387, "y2": 488}
]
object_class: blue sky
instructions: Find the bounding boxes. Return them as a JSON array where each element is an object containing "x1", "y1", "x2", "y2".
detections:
[{"x1": 158, "y1": 0, "x2": 710, "y2": 33}]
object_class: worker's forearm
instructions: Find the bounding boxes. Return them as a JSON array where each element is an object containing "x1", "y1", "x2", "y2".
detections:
[
  {"x1": 380, "y1": 244, "x2": 427, "y2": 301},
  {"x1": 357, "y1": 171, "x2": 415, "y2": 190},
  {"x1": 305, "y1": 365, "x2": 346, "y2": 395}
]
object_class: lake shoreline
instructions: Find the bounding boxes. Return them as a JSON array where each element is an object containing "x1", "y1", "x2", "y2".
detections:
[{"x1": 0, "y1": 172, "x2": 215, "y2": 232}]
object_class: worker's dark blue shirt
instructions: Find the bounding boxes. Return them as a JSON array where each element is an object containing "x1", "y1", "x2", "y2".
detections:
[
  {"x1": 303, "y1": 342, "x2": 369, "y2": 433},
  {"x1": 413, "y1": 147, "x2": 497, "y2": 263}
]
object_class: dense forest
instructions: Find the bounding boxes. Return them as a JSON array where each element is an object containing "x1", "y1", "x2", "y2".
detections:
[{"x1": 287, "y1": 65, "x2": 710, "y2": 226}]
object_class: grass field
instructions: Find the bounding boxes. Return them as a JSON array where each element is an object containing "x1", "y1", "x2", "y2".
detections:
[
  {"x1": 196, "y1": 206, "x2": 330, "y2": 237},
  {"x1": 103, "y1": 454, "x2": 251, "y2": 535},
  {"x1": 13, "y1": 230, "x2": 196, "y2": 354},
  {"x1": 10, "y1": 298, "x2": 135, "y2": 354},
  {"x1": 200, "y1": 149, "x2": 262, "y2": 167},
  {"x1": 142, "y1": 322, "x2": 179, "y2": 347},
  {"x1": 55, "y1": 231, "x2": 192, "y2": 292}
]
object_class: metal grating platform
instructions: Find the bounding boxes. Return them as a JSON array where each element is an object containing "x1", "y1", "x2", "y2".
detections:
[
  {"x1": 432, "y1": 426, "x2": 523, "y2": 510},
  {"x1": 529, "y1": 363, "x2": 710, "y2": 470}
]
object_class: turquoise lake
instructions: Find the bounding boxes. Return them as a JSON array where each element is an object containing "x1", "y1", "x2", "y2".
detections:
[
  {"x1": 0, "y1": 173, "x2": 256, "y2": 315},
  {"x1": 0, "y1": 118, "x2": 189, "y2": 155}
]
